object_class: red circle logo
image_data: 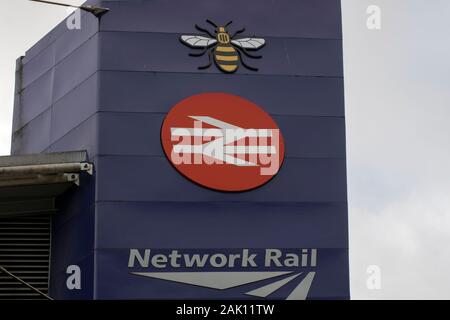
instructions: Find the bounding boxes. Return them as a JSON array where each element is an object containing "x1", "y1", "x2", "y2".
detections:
[{"x1": 161, "y1": 93, "x2": 285, "y2": 191}]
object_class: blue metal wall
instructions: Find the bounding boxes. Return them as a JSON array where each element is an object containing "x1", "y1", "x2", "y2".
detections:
[{"x1": 12, "y1": 0, "x2": 348, "y2": 299}]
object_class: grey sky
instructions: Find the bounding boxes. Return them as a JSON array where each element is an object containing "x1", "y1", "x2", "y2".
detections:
[
  {"x1": 1, "y1": 0, "x2": 450, "y2": 299},
  {"x1": 343, "y1": 0, "x2": 450, "y2": 299}
]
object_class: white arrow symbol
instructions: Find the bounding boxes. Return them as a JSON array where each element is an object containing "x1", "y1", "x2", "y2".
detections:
[{"x1": 171, "y1": 116, "x2": 277, "y2": 167}]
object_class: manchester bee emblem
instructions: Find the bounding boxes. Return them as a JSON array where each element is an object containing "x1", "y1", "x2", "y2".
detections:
[{"x1": 180, "y1": 19, "x2": 265, "y2": 73}]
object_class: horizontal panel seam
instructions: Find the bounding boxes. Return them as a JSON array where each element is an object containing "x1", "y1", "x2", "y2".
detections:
[
  {"x1": 93, "y1": 154, "x2": 347, "y2": 160},
  {"x1": 98, "y1": 68, "x2": 344, "y2": 78},
  {"x1": 99, "y1": 29, "x2": 343, "y2": 41},
  {"x1": 98, "y1": 69, "x2": 344, "y2": 80},
  {"x1": 95, "y1": 109, "x2": 345, "y2": 118},
  {"x1": 93, "y1": 154, "x2": 346, "y2": 160},
  {"x1": 94, "y1": 200, "x2": 348, "y2": 205}
]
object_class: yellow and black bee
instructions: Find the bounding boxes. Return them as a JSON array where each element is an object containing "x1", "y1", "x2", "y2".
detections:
[{"x1": 180, "y1": 20, "x2": 265, "y2": 73}]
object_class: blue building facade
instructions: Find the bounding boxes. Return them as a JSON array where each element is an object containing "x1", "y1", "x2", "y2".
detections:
[{"x1": 12, "y1": 0, "x2": 348, "y2": 299}]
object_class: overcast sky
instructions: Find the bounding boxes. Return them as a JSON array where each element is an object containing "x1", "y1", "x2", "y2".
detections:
[{"x1": 1, "y1": 0, "x2": 450, "y2": 299}]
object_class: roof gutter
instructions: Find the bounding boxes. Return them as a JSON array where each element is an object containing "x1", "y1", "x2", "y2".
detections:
[{"x1": 0, "y1": 162, "x2": 93, "y2": 188}]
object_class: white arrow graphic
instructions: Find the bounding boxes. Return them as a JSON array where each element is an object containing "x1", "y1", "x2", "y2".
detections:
[
  {"x1": 131, "y1": 271, "x2": 316, "y2": 300},
  {"x1": 170, "y1": 116, "x2": 277, "y2": 167}
]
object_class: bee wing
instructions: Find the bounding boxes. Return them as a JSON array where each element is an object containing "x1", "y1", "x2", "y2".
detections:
[
  {"x1": 180, "y1": 35, "x2": 217, "y2": 48},
  {"x1": 231, "y1": 38, "x2": 266, "y2": 50}
]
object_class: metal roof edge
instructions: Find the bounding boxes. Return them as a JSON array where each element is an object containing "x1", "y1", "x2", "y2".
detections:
[{"x1": 0, "y1": 151, "x2": 88, "y2": 168}]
